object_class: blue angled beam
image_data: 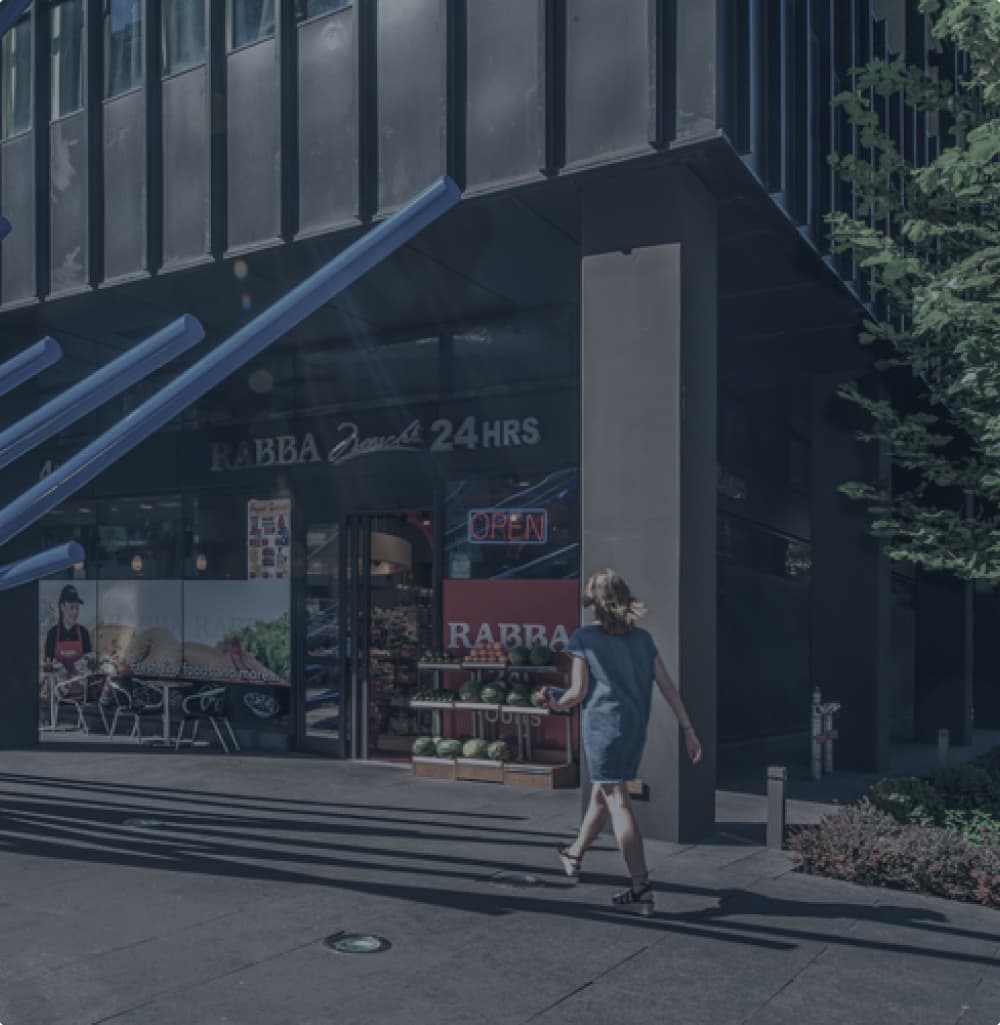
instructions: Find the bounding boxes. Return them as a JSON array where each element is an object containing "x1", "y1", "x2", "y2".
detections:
[
  {"x1": 0, "y1": 216, "x2": 10, "y2": 242},
  {"x1": 0, "y1": 314, "x2": 204, "y2": 472},
  {"x1": 0, "y1": 0, "x2": 30, "y2": 40},
  {"x1": 0, "y1": 541, "x2": 85, "y2": 592},
  {"x1": 0, "y1": 337, "x2": 62, "y2": 400},
  {"x1": 0, "y1": 175, "x2": 461, "y2": 549}
]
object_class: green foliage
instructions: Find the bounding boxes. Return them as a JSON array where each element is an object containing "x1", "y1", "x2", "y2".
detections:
[
  {"x1": 223, "y1": 610, "x2": 291, "y2": 681},
  {"x1": 831, "y1": 0, "x2": 1000, "y2": 580}
]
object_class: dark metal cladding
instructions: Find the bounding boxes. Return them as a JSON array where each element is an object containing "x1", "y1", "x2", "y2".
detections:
[
  {"x1": 465, "y1": 0, "x2": 545, "y2": 190},
  {"x1": 297, "y1": 7, "x2": 359, "y2": 233},
  {"x1": 376, "y1": 0, "x2": 447, "y2": 214},
  {"x1": 103, "y1": 89, "x2": 148, "y2": 281},
  {"x1": 48, "y1": 111, "x2": 89, "y2": 296},
  {"x1": 162, "y1": 67, "x2": 212, "y2": 268},
  {"x1": 226, "y1": 38, "x2": 281, "y2": 251},
  {"x1": 564, "y1": 0, "x2": 655, "y2": 168},
  {"x1": 1, "y1": 132, "x2": 36, "y2": 302}
]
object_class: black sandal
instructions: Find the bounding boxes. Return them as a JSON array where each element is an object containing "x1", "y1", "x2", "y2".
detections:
[
  {"x1": 556, "y1": 844, "x2": 583, "y2": 881},
  {"x1": 612, "y1": 880, "x2": 655, "y2": 917}
]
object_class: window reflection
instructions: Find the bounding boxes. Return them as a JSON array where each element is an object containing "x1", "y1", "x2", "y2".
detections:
[
  {"x1": 230, "y1": 0, "x2": 275, "y2": 49},
  {"x1": 105, "y1": 0, "x2": 143, "y2": 98}
]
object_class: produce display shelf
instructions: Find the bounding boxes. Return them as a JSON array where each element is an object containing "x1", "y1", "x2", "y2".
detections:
[
  {"x1": 409, "y1": 700, "x2": 454, "y2": 709},
  {"x1": 461, "y1": 662, "x2": 509, "y2": 670},
  {"x1": 500, "y1": 705, "x2": 551, "y2": 716},
  {"x1": 417, "y1": 662, "x2": 462, "y2": 671},
  {"x1": 452, "y1": 701, "x2": 501, "y2": 711},
  {"x1": 507, "y1": 665, "x2": 558, "y2": 673}
]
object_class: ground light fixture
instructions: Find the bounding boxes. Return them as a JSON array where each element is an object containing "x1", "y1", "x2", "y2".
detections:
[
  {"x1": 487, "y1": 870, "x2": 540, "y2": 887},
  {"x1": 123, "y1": 817, "x2": 167, "y2": 829},
  {"x1": 131, "y1": 554, "x2": 143, "y2": 573},
  {"x1": 323, "y1": 933, "x2": 392, "y2": 954}
]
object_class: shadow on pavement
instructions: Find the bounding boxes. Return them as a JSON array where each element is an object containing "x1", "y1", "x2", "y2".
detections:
[{"x1": 1, "y1": 776, "x2": 999, "y2": 969}]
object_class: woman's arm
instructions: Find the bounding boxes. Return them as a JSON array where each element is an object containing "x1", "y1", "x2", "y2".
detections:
[
  {"x1": 654, "y1": 654, "x2": 703, "y2": 764},
  {"x1": 548, "y1": 655, "x2": 589, "y2": 711}
]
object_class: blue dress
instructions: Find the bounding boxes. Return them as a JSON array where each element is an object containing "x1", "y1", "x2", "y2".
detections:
[{"x1": 565, "y1": 624, "x2": 658, "y2": 783}]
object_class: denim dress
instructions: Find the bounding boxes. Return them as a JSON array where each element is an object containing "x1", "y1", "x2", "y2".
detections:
[{"x1": 566, "y1": 624, "x2": 658, "y2": 783}]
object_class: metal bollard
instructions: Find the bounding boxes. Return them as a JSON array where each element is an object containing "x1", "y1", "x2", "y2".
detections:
[
  {"x1": 938, "y1": 728, "x2": 950, "y2": 766},
  {"x1": 811, "y1": 699, "x2": 823, "y2": 781},
  {"x1": 822, "y1": 707, "x2": 836, "y2": 775},
  {"x1": 767, "y1": 766, "x2": 787, "y2": 849}
]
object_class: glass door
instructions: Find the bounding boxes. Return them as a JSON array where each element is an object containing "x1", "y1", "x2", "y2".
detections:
[
  {"x1": 300, "y1": 511, "x2": 435, "y2": 759},
  {"x1": 302, "y1": 522, "x2": 348, "y2": 755}
]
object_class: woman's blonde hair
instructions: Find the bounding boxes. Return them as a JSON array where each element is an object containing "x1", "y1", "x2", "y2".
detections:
[{"x1": 583, "y1": 569, "x2": 646, "y2": 634}]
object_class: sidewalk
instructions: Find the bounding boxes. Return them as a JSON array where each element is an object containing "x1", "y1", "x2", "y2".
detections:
[{"x1": 0, "y1": 744, "x2": 997, "y2": 1025}]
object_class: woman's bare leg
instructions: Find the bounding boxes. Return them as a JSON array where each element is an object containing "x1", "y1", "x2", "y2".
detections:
[
  {"x1": 566, "y1": 783, "x2": 609, "y2": 859},
  {"x1": 601, "y1": 783, "x2": 649, "y2": 884}
]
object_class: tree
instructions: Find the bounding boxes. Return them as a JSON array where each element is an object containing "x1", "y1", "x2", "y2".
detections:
[{"x1": 829, "y1": 0, "x2": 1000, "y2": 581}]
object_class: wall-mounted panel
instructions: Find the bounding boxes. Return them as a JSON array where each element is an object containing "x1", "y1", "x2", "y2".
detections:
[
  {"x1": 162, "y1": 66, "x2": 210, "y2": 267},
  {"x1": 103, "y1": 89, "x2": 147, "y2": 281},
  {"x1": 564, "y1": 0, "x2": 654, "y2": 167},
  {"x1": 1, "y1": 132, "x2": 36, "y2": 303},
  {"x1": 297, "y1": 8, "x2": 358, "y2": 234},
  {"x1": 465, "y1": 0, "x2": 545, "y2": 190},
  {"x1": 376, "y1": 0, "x2": 447, "y2": 214},
  {"x1": 49, "y1": 111, "x2": 89, "y2": 295},
  {"x1": 226, "y1": 39, "x2": 281, "y2": 252}
]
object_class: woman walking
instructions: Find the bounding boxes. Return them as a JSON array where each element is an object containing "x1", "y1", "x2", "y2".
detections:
[{"x1": 540, "y1": 569, "x2": 702, "y2": 916}]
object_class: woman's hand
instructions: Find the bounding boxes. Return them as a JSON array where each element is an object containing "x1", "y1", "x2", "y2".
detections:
[{"x1": 684, "y1": 727, "x2": 703, "y2": 765}]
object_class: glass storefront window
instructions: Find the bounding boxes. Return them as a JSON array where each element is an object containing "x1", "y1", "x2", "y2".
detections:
[
  {"x1": 162, "y1": 0, "x2": 205, "y2": 75},
  {"x1": 51, "y1": 1, "x2": 85, "y2": 119},
  {"x1": 105, "y1": 0, "x2": 143, "y2": 98},
  {"x1": 184, "y1": 493, "x2": 253, "y2": 580},
  {"x1": 1, "y1": 15, "x2": 31, "y2": 139},
  {"x1": 96, "y1": 496, "x2": 182, "y2": 579},
  {"x1": 445, "y1": 469, "x2": 580, "y2": 580},
  {"x1": 230, "y1": 0, "x2": 275, "y2": 49}
]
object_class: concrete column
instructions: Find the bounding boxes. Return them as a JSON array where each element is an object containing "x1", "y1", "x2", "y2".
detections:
[
  {"x1": 580, "y1": 165, "x2": 717, "y2": 844},
  {"x1": 915, "y1": 570, "x2": 974, "y2": 746},
  {"x1": 810, "y1": 372, "x2": 892, "y2": 773}
]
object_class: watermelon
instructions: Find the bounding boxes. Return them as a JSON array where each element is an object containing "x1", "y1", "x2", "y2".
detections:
[
  {"x1": 529, "y1": 645, "x2": 552, "y2": 666},
  {"x1": 458, "y1": 680, "x2": 482, "y2": 702},
  {"x1": 462, "y1": 738, "x2": 490, "y2": 758},
  {"x1": 486, "y1": 740, "x2": 511, "y2": 761},
  {"x1": 530, "y1": 689, "x2": 547, "y2": 708},
  {"x1": 506, "y1": 690, "x2": 530, "y2": 706},
  {"x1": 479, "y1": 683, "x2": 507, "y2": 702},
  {"x1": 508, "y1": 646, "x2": 530, "y2": 666},
  {"x1": 510, "y1": 681, "x2": 531, "y2": 697},
  {"x1": 435, "y1": 738, "x2": 462, "y2": 758},
  {"x1": 412, "y1": 736, "x2": 437, "y2": 756}
]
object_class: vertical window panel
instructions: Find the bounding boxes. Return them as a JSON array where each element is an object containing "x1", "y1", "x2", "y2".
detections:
[
  {"x1": 105, "y1": 0, "x2": 144, "y2": 97},
  {"x1": 230, "y1": 0, "x2": 275, "y2": 50},
  {"x1": 163, "y1": 0, "x2": 206, "y2": 74},
  {"x1": 1, "y1": 15, "x2": 31, "y2": 138},
  {"x1": 51, "y1": 0, "x2": 86, "y2": 119}
]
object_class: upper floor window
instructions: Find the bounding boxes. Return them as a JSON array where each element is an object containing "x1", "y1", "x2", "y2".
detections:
[
  {"x1": 295, "y1": 0, "x2": 351, "y2": 21},
  {"x1": 230, "y1": 0, "x2": 275, "y2": 50},
  {"x1": 163, "y1": 0, "x2": 205, "y2": 75},
  {"x1": 105, "y1": 0, "x2": 143, "y2": 98},
  {"x1": 51, "y1": 0, "x2": 85, "y2": 119},
  {"x1": 1, "y1": 14, "x2": 31, "y2": 139}
]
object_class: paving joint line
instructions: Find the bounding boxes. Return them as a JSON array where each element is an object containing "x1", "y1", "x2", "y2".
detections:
[
  {"x1": 516, "y1": 943, "x2": 651, "y2": 1024},
  {"x1": 739, "y1": 938, "x2": 832, "y2": 1023}
]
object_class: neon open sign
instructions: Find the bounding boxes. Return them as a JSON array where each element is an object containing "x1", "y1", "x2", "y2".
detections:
[{"x1": 467, "y1": 508, "x2": 548, "y2": 545}]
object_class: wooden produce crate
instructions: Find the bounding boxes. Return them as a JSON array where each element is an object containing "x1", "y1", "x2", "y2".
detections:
[
  {"x1": 503, "y1": 763, "x2": 578, "y2": 790},
  {"x1": 411, "y1": 756, "x2": 456, "y2": 781},
  {"x1": 455, "y1": 758, "x2": 505, "y2": 783}
]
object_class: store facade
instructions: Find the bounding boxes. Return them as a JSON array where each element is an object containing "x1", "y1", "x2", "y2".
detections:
[{"x1": 0, "y1": 0, "x2": 976, "y2": 842}]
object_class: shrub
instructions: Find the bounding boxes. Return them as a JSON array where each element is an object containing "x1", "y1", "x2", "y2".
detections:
[
  {"x1": 926, "y1": 764, "x2": 1000, "y2": 817},
  {"x1": 870, "y1": 776, "x2": 945, "y2": 826},
  {"x1": 787, "y1": 801, "x2": 1000, "y2": 909}
]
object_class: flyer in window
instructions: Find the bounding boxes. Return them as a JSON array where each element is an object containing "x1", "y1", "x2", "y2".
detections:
[{"x1": 248, "y1": 498, "x2": 291, "y2": 581}]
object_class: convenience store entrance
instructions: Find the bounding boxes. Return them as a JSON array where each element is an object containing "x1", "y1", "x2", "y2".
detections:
[{"x1": 300, "y1": 510, "x2": 435, "y2": 760}]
